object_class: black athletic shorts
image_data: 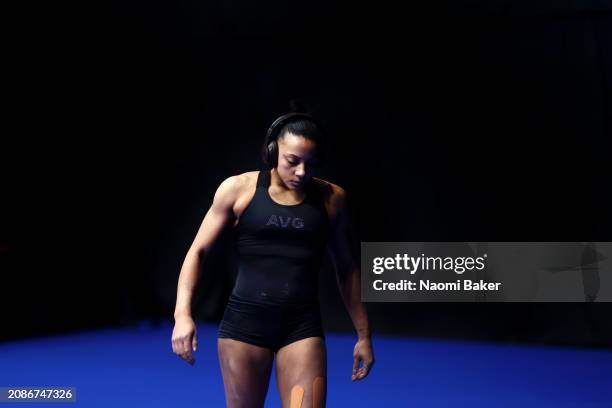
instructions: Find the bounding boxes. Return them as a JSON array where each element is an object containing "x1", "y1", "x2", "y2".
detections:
[{"x1": 217, "y1": 293, "x2": 325, "y2": 352}]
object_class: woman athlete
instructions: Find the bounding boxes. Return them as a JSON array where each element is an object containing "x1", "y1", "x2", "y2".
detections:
[{"x1": 171, "y1": 104, "x2": 374, "y2": 407}]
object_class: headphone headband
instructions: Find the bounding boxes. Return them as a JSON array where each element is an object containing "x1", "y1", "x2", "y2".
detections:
[
  {"x1": 262, "y1": 111, "x2": 326, "y2": 168},
  {"x1": 265, "y1": 112, "x2": 317, "y2": 145}
]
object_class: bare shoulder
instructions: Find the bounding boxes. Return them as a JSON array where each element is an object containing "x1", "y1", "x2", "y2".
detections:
[
  {"x1": 313, "y1": 177, "x2": 345, "y2": 199},
  {"x1": 233, "y1": 171, "x2": 259, "y2": 189},
  {"x1": 214, "y1": 171, "x2": 259, "y2": 206},
  {"x1": 312, "y1": 177, "x2": 347, "y2": 214}
]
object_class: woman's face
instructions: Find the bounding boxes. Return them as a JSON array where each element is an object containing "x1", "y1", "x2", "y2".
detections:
[{"x1": 275, "y1": 132, "x2": 318, "y2": 191}]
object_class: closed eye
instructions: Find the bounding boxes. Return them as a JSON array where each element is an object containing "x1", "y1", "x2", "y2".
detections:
[{"x1": 286, "y1": 156, "x2": 317, "y2": 166}]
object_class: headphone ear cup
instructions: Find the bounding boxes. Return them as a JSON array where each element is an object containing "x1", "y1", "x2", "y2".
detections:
[{"x1": 267, "y1": 140, "x2": 278, "y2": 167}]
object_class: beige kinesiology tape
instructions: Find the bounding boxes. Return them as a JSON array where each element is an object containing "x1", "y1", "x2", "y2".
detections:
[
  {"x1": 290, "y1": 385, "x2": 304, "y2": 408},
  {"x1": 312, "y1": 377, "x2": 324, "y2": 408},
  {"x1": 289, "y1": 377, "x2": 325, "y2": 408}
]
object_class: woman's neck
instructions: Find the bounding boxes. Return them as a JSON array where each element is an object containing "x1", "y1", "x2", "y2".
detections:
[{"x1": 269, "y1": 168, "x2": 306, "y2": 200}]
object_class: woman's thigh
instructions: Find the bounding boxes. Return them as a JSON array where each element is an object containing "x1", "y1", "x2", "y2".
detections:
[
  {"x1": 217, "y1": 338, "x2": 275, "y2": 408},
  {"x1": 275, "y1": 337, "x2": 327, "y2": 408}
]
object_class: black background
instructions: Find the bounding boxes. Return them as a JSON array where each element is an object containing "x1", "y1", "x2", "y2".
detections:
[{"x1": 2, "y1": 0, "x2": 612, "y2": 346}]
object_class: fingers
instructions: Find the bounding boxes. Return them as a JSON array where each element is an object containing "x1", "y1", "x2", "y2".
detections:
[
  {"x1": 172, "y1": 332, "x2": 197, "y2": 365},
  {"x1": 351, "y1": 356, "x2": 375, "y2": 381},
  {"x1": 354, "y1": 360, "x2": 374, "y2": 380},
  {"x1": 351, "y1": 355, "x2": 360, "y2": 380},
  {"x1": 351, "y1": 338, "x2": 375, "y2": 381},
  {"x1": 351, "y1": 362, "x2": 374, "y2": 381},
  {"x1": 181, "y1": 336, "x2": 195, "y2": 365}
]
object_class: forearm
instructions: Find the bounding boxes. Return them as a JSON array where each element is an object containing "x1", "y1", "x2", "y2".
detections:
[
  {"x1": 338, "y1": 266, "x2": 371, "y2": 339},
  {"x1": 174, "y1": 249, "x2": 203, "y2": 319}
]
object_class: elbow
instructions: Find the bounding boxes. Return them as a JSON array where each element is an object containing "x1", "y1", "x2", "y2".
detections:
[
  {"x1": 187, "y1": 246, "x2": 206, "y2": 260},
  {"x1": 196, "y1": 247, "x2": 206, "y2": 258}
]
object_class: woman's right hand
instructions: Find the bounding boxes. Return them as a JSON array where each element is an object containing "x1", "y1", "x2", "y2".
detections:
[{"x1": 172, "y1": 315, "x2": 198, "y2": 365}]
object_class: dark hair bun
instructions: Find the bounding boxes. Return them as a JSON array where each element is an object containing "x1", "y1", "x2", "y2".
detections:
[{"x1": 289, "y1": 99, "x2": 309, "y2": 113}]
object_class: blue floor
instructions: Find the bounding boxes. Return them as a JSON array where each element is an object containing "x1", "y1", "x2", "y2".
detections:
[{"x1": 1, "y1": 320, "x2": 612, "y2": 407}]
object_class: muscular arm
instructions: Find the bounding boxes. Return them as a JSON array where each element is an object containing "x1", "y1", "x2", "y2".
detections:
[
  {"x1": 326, "y1": 186, "x2": 374, "y2": 380},
  {"x1": 173, "y1": 176, "x2": 240, "y2": 318},
  {"x1": 326, "y1": 187, "x2": 371, "y2": 339}
]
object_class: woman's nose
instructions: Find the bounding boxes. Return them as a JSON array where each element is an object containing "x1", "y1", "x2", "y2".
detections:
[{"x1": 295, "y1": 163, "x2": 306, "y2": 177}]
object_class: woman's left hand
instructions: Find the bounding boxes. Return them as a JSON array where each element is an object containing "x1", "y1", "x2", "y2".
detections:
[{"x1": 352, "y1": 336, "x2": 375, "y2": 381}]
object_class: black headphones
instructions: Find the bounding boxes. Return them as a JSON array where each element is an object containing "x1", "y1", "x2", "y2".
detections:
[{"x1": 262, "y1": 112, "x2": 326, "y2": 168}]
